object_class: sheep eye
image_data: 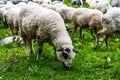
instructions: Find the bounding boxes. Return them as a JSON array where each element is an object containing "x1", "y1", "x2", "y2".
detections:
[{"x1": 65, "y1": 48, "x2": 70, "y2": 53}]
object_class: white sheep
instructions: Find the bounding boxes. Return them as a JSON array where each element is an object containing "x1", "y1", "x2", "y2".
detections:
[
  {"x1": 72, "y1": 8, "x2": 103, "y2": 38},
  {"x1": 0, "y1": 36, "x2": 23, "y2": 45},
  {"x1": 32, "y1": 0, "x2": 51, "y2": 5},
  {"x1": 55, "y1": 7, "x2": 76, "y2": 23},
  {"x1": 112, "y1": 0, "x2": 120, "y2": 7},
  {"x1": 3, "y1": 2, "x2": 26, "y2": 35},
  {"x1": 95, "y1": 7, "x2": 120, "y2": 49},
  {"x1": 19, "y1": 4, "x2": 76, "y2": 69},
  {"x1": 89, "y1": 0, "x2": 111, "y2": 13}
]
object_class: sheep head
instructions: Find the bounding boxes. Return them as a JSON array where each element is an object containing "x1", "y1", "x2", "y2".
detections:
[{"x1": 56, "y1": 45, "x2": 77, "y2": 69}]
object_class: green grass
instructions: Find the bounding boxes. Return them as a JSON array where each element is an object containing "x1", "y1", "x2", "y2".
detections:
[{"x1": 0, "y1": 1, "x2": 120, "y2": 80}]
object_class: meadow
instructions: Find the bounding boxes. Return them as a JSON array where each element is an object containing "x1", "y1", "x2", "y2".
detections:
[{"x1": 0, "y1": 0, "x2": 120, "y2": 80}]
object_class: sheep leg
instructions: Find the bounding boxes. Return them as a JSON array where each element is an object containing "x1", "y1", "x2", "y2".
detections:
[
  {"x1": 103, "y1": 34, "x2": 109, "y2": 49},
  {"x1": 80, "y1": 27, "x2": 83, "y2": 38},
  {"x1": 90, "y1": 29, "x2": 94, "y2": 37},
  {"x1": 9, "y1": 24, "x2": 14, "y2": 35},
  {"x1": 54, "y1": 47, "x2": 57, "y2": 60},
  {"x1": 36, "y1": 37, "x2": 43, "y2": 61},
  {"x1": 23, "y1": 37, "x2": 29, "y2": 59},
  {"x1": 36, "y1": 45, "x2": 43, "y2": 61},
  {"x1": 95, "y1": 32, "x2": 103, "y2": 49},
  {"x1": 29, "y1": 39, "x2": 35, "y2": 54},
  {"x1": 3, "y1": 20, "x2": 8, "y2": 28},
  {"x1": 94, "y1": 28, "x2": 97, "y2": 34},
  {"x1": 72, "y1": 22, "x2": 77, "y2": 35}
]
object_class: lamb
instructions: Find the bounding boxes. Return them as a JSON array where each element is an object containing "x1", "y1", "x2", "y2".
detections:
[
  {"x1": 72, "y1": 8, "x2": 103, "y2": 38},
  {"x1": 19, "y1": 4, "x2": 76, "y2": 69},
  {"x1": 112, "y1": 0, "x2": 120, "y2": 7},
  {"x1": 89, "y1": 0, "x2": 111, "y2": 13},
  {"x1": 71, "y1": 0, "x2": 83, "y2": 7},
  {"x1": 95, "y1": 7, "x2": 120, "y2": 49}
]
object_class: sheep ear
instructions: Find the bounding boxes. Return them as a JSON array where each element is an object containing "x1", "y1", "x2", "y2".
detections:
[{"x1": 73, "y1": 49, "x2": 78, "y2": 53}]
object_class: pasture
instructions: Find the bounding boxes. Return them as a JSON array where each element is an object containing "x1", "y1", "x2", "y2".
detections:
[{"x1": 0, "y1": 0, "x2": 120, "y2": 80}]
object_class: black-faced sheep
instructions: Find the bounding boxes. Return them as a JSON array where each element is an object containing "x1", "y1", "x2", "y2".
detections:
[
  {"x1": 72, "y1": 8, "x2": 103, "y2": 38},
  {"x1": 19, "y1": 4, "x2": 76, "y2": 69},
  {"x1": 95, "y1": 7, "x2": 120, "y2": 49}
]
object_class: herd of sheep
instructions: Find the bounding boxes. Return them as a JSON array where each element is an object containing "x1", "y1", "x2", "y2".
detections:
[{"x1": 0, "y1": 0, "x2": 120, "y2": 69}]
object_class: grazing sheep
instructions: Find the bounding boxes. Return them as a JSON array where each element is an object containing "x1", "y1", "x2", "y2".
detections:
[
  {"x1": 3, "y1": 2, "x2": 26, "y2": 35},
  {"x1": 89, "y1": 0, "x2": 111, "y2": 13},
  {"x1": 19, "y1": 4, "x2": 76, "y2": 69},
  {"x1": 1, "y1": 2, "x2": 16, "y2": 28},
  {"x1": 72, "y1": 8, "x2": 103, "y2": 38},
  {"x1": 72, "y1": 0, "x2": 83, "y2": 7},
  {"x1": 3, "y1": 7, "x2": 21, "y2": 35},
  {"x1": 112, "y1": 0, "x2": 120, "y2": 7},
  {"x1": 95, "y1": 7, "x2": 120, "y2": 49}
]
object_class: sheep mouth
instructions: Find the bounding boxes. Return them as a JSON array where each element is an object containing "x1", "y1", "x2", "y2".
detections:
[{"x1": 63, "y1": 62, "x2": 71, "y2": 69}]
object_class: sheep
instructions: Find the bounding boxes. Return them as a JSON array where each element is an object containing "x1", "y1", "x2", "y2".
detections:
[
  {"x1": 89, "y1": 0, "x2": 111, "y2": 13},
  {"x1": 0, "y1": 36, "x2": 23, "y2": 45},
  {"x1": 112, "y1": 0, "x2": 120, "y2": 7},
  {"x1": 3, "y1": 7, "x2": 21, "y2": 35},
  {"x1": 55, "y1": 7, "x2": 76, "y2": 23},
  {"x1": 3, "y1": 2, "x2": 26, "y2": 35},
  {"x1": 32, "y1": 0, "x2": 51, "y2": 5},
  {"x1": 19, "y1": 4, "x2": 76, "y2": 69},
  {"x1": 72, "y1": 8, "x2": 103, "y2": 38},
  {"x1": 95, "y1": 7, "x2": 120, "y2": 49},
  {"x1": 1, "y1": 2, "x2": 16, "y2": 28},
  {"x1": 71, "y1": 0, "x2": 83, "y2": 7}
]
